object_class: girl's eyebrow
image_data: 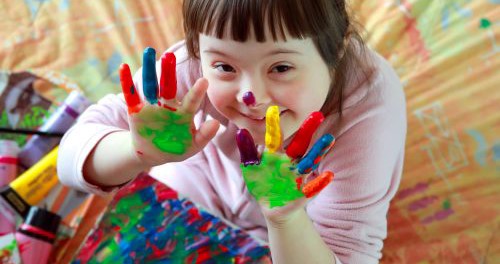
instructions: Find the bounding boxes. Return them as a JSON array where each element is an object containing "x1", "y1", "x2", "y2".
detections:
[{"x1": 203, "y1": 49, "x2": 235, "y2": 59}]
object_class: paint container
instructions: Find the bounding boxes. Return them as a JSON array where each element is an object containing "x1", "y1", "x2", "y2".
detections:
[
  {"x1": 0, "y1": 147, "x2": 59, "y2": 219},
  {"x1": 19, "y1": 91, "x2": 90, "y2": 168},
  {"x1": 0, "y1": 140, "x2": 20, "y2": 236},
  {"x1": 15, "y1": 206, "x2": 61, "y2": 264},
  {"x1": 0, "y1": 140, "x2": 19, "y2": 187}
]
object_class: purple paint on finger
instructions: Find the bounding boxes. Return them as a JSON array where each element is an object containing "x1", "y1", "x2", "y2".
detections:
[
  {"x1": 242, "y1": 92, "x2": 256, "y2": 106},
  {"x1": 236, "y1": 129, "x2": 260, "y2": 166}
]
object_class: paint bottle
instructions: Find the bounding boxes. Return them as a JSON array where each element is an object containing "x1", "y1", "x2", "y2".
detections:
[
  {"x1": 0, "y1": 140, "x2": 20, "y2": 187},
  {"x1": 15, "y1": 206, "x2": 61, "y2": 264},
  {"x1": 19, "y1": 90, "x2": 90, "y2": 168},
  {"x1": 0, "y1": 147, "x2": 59, "y2": 218},
  {"x1": 0, "y1": 140, "x2": 20, "y2": 236}
]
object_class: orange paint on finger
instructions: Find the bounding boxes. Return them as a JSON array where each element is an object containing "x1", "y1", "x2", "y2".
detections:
[
  {"x1": 302, "y1": 171, "x2": 334, "y2": 198},
  {"x1": 120, "y1": 63, "x2": 142, "y2": 114}
]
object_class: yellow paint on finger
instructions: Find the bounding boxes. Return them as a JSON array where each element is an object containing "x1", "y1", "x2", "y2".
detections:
[{"x1": 265, "y1": 106, "x2": 281, "y2": 153}]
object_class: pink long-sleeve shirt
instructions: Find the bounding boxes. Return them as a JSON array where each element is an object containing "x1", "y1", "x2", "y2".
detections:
[{"x1": 58, "y1": 41, "x2": 406, "y2": 263}]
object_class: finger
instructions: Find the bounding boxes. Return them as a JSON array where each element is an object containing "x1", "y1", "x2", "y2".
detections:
[
  {"x1": 302, "y1": 171, "x2": 334, "y2": 198},
  {"x1": 142, "y1": 47, "x2": 159, "y2": 105},
  {"x1": 296, "y1": 134, "x2": 335, "y2": 174},
  {"x1": 193, "y1": 119, "x2": 220, "y2": 150},
  {"x1": 159, "y1": 52, "x2": 177, "y2": 100},
  {"x1": 265, "y1": 106, "x2": 281, "y2": 153},
  {"x1": 179, "y1": 78, "x2": 209, "y2": 114},
  {"x1": 236, "y1": 129, "x2": 260, "y2": 166},
  {"x1": 119, "y1": 63, "x2": 142, "y2": 114},
  {"x1": 285, "y1": 111, "x2": 325, "y2": 160}
]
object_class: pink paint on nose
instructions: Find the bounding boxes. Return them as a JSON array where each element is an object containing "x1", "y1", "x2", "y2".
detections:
[{"x1": 242, "y1": 91, "x2": 256, "y2": 106}]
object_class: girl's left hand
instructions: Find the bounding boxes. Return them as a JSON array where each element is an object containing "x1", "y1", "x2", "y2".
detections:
[{"x1": 236, "y1": 106, "x2": 336, "y2": 224}]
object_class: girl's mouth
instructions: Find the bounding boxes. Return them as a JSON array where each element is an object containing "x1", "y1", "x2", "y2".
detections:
[{"x1": 242, "y1": 109, "x2": 289, "y2": 121}]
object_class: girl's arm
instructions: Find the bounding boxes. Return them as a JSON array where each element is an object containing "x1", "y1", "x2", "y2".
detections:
[
  {"x1": 82, "y1": 130, "x2": 148, "y2": 187},
  {"x1": 266, "y1": 209, "x2": 337, "y2": 264}
]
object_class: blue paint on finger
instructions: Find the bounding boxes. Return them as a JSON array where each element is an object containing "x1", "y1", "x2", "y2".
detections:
[
  {"x1": 143, "y1": 47, "x2": 159, "y2": 105},
  {"x1": 297, "y1": 134, "x2": 335, "y2": 174}
]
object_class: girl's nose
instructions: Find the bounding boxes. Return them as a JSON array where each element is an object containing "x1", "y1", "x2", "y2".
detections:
[
  {"x1": 242, "y1": 91, "x2": 256, "y2": 106},
  {"x1": 236, "y1": 79, "x2": 270, "y2": 108}
]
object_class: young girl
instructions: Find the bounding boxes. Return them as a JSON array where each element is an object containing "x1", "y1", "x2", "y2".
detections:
[{"x1": 58, "y1": 0, "x2": 406, "y2": 263}]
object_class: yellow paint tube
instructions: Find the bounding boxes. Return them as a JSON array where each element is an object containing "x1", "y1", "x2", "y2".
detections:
[{"x1": 0, "y1": 147, "x2": 59, "y2": 218}]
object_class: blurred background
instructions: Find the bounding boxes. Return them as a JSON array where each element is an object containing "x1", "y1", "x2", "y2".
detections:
[{"x1": 0, "y1": 0, "x2": 498, "y2": 263}]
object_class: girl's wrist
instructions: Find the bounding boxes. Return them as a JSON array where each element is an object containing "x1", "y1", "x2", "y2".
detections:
[{"x1": 263, "y1": 207, "x2": 305, "y2": 229}]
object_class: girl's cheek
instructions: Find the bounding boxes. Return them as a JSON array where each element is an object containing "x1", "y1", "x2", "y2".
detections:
[{"x1": 207, "y1": 82, "x2": 233, "y2": 105}]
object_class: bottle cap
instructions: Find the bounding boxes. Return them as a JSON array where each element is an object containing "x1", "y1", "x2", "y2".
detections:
[
  {"x1": 0, "y1": 140, "x2": 20, "y2": 156},
  {"x1": 63, "y1": 91, "x2": 91, "y2": 115},
  {"x1": 23, "y1": 206, "x2": 61, "y2": 235}
]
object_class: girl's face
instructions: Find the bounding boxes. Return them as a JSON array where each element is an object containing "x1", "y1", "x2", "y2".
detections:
[{"x1": 199, "y1": 32, "x2": 331, "y2": 145}]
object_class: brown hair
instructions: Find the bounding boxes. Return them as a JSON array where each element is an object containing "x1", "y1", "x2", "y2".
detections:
[{"x1": 183, "y1": 0, "x2": 371, "y2": 117}]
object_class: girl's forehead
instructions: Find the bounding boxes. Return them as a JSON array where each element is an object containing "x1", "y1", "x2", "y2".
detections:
[{"x1": 199, "y1": 33, "x2": 316, "y2": 58}]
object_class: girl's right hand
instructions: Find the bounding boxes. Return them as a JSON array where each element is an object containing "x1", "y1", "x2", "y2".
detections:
[{"x1": 120, "y1": 47, "x2": 220, "y2": 167}]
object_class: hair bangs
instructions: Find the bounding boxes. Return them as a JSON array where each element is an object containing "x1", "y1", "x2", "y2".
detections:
[{"x1": 187, "y1": 0, "x2": 328, "y2": 44}]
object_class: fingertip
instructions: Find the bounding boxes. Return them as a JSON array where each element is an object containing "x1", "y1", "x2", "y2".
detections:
[
  {"x1": 120, "y1": 63, "x2": 141, "y2": 113},
  {"x1": 143, "y1": 47, "x2": 159, "y2": 105},
  {"x1": 204, "y1": 119, "x2": 220, "y2": 135},
  {"x1": 159, "y1": 52, "x2": 177, "y2": 100},
  {"x1": 302, "y1": 171, "x2": 334, "y2": 198},
  {"x1": 194, "y1": 77, "x2": 209, "y2": 91}
]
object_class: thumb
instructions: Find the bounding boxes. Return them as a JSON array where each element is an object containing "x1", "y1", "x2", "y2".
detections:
[{"x1": 193, "y1": 119, "x2": 220, "y2": 150}]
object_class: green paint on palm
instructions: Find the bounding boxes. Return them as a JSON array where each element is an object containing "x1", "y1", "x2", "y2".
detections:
[
  {"x1": 241, "y1": 152, "x2": 304, "y2": 208},
  {"x1": 136, "y1": 106, "x2": 192, "y2": 155}
]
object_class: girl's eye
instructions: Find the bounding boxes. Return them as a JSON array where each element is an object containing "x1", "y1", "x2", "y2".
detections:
[
  {"x1": 271, "y1": 65, "x2": 292, "y2": 73},
  {"x1": 213, "y1": 63, "x2": 236, "y2": 73}
]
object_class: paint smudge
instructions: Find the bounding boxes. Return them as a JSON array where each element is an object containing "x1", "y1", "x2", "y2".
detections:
[
  {"x1": 421, "y1": 208, "x2": 455, "y2": 225},
  {"x1": 480, "y1": 18, "x2": 492, "y2": 29},
  {"x1": 134, "y1": 105, "x2": 192, "y2": 155},
  {"x1": 397, "y1": 182, "x2": 429, "y2": 200},
  {"x1": 421, "y1": 200, "x2": 454, "y2": 225},
  {"x1": 73, "y1": 174, "x2": 270, "y2": 263},
  {"x1": 408, "y1": 196, "x2": 438, "y2": 212}
]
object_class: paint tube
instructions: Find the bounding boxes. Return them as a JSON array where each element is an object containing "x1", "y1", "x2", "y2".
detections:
[
  {"x1": 19, "y1": 91, "x2": 90, "y2": 168},
  {"x1": 0, "y1": 140, "x2": 20, "y2": 236},
  {"x1": 0, "y1": 147, "x2": 59, "y2": 218},
  {"x1": 15, "y1": 206, "x2": 61, "y2": 264}
]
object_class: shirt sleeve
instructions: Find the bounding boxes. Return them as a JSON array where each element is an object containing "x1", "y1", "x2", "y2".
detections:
[{"x1": 306, "y1": 54, "x2": 407, "y2": 263}]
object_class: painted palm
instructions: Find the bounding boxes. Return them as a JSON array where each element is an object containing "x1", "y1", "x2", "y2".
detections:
[
  {"x1": 120, "y1": 47, "x2": 195, "y2": 166},
  {"x1": 237, "y1": 106, "x2": 336, "y2": 208}
]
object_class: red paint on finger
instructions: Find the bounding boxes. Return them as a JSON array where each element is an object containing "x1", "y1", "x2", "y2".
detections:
[
  {"x1": 286, "y1": 111, "x2": 324, "y2": 160},
  {"x1": 162, "y1": 105, "x2": 177, "y2": 111},
  {"x1": 302, "y1": 171, "x2": 334, "y2": 198},
  {"x1": 120, "y1": 63, "x2": 142, "y2": 114},
  {"x1": 159, "y1": 52, "x2": 177, "y2": 100},
  {"x1": 295, "y1": 177, "x2": 303, "y2": 191}
]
